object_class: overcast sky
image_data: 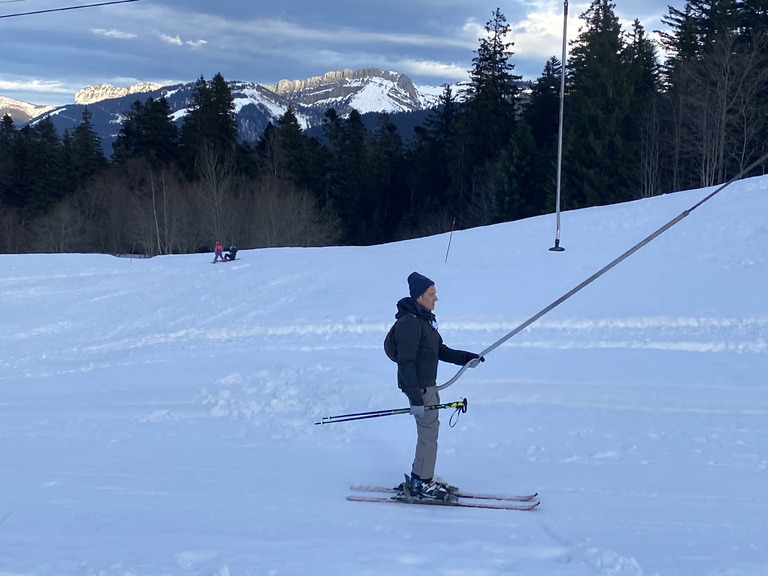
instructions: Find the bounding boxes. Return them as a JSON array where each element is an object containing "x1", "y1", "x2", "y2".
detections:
[{"x1": 0, "y1": 0, "x2": 677, "y2": 106}]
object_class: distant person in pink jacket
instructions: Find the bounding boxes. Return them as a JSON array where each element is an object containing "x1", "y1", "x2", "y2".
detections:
[{"x1": 213, "y1": 241, "x2": 225, "y2": 263}]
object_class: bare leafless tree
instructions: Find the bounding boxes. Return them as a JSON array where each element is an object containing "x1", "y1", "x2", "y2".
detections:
[
  {"x1": 195, "y1": 142, "x2": 236, "y2": 245},
  {"x1": 684, "y1": 32, "x2": 768, "y2": 186},
  {"x1": 0, "y1": 207, "x2": 24, "y2": 253},
  {"x1": 245, "y1": 176, "x2": 341, "y2": 247},
  {"x1": 34, "y1": 197, "x2": 80, "y2": 253},
  {"x1": 638, "y1": 99, "x2": 662, "y2": 197}
]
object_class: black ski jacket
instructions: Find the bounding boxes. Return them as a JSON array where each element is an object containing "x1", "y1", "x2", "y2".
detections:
[{"x1": 392, "y1": 297, "x2": 472, "y2": 406}]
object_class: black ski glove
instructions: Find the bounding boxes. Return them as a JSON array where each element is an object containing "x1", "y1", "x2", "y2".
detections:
[{"x1": 463, "y1": 352, "x2": 484, "y2": 367}]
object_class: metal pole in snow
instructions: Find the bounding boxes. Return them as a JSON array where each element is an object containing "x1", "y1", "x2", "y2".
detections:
[
  {"x1": 550, "y1": 0, "x2": 568, "y2": 252},
  {"x1": 444, "y1": 217, "x2": 456, "y2": 263}
]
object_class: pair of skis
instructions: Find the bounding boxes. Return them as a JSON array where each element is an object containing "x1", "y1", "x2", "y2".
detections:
[{"x1": 348, "y1": 483, "x2": 540, "y2": 511}]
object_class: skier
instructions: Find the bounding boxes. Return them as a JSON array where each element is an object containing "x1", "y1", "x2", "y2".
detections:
[
  {"x1": 213, "y1": 241, "x2": 225, "y2": 263},
  {"x1": 224, "y1": 245, "x2": 238, "y2": 261},
  {"x1": 391, "y1": 271, "x2": 483, "y2": 500}
]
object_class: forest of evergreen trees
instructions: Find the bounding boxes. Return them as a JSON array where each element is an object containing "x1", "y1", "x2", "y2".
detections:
[{"x1": 1, "y1": 0, "x2": 766, "y2": 255}]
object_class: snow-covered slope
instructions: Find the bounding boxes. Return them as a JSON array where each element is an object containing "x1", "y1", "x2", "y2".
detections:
[{"x1": 1, "y1": 177, "x2": 766, "y2": 576}]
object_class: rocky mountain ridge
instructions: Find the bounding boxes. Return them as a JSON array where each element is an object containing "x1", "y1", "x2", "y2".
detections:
[
  {"x1": 74, "y1": 82, "x2": 166, "y2": 105},
  {"x1": 4, "y1": 68, "x2": 456, "y2": 152},
  {"x1": 267, "y1": 68, "x2": 419, "y2": 98},
  {"x1": 0, "y1": 96, "x2": 55, "y2": 124}
]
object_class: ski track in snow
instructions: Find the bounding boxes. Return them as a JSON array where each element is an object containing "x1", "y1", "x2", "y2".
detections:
[{"x1": 4, "y1": 314, "x2": 766, "y2": 377}]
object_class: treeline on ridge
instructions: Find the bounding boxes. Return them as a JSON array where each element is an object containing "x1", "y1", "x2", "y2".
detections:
[{"x1": 0, "y1": 0, "x2": 766, "y2": 255}]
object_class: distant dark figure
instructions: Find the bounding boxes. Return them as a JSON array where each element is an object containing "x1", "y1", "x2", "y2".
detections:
[{"x1": 225, "y1": 245, "x2": 238, "y2": 261}]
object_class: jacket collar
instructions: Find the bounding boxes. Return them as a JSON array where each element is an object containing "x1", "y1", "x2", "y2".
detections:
[{"x1": 396, "y1": 296, "x2": 436, "y2": 323}]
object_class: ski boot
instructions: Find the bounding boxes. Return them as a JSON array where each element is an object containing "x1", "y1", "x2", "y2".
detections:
[
  {"x1": 397, "y1": 474, "x2": 455, "y2": 501},
  {"x1": 433, "y1": 475, "x2": 460, "y2": 495}
]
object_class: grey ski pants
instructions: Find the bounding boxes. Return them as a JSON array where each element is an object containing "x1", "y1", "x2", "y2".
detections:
[{"x1": 411, "y1": 386, "x2": 439, "y2": 480}]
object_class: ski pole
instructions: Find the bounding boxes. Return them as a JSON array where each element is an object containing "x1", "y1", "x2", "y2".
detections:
[{"x1": 315, "y1": 398, "x2": 468, "y2": 425}]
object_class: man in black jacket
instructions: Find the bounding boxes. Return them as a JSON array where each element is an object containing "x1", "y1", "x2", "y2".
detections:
[{"x1": 392, "y1": 271, "x2": 482, "y2": 500}]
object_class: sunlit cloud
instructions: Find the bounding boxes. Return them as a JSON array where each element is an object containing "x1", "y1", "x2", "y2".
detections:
[
  {"x1": 397, "y1": 59, "x2": 470, "y2": 82},
  {"x1": 159, "y1": 33, "x2": 206, "y2": 49},
  {"x1": 91, "y1": 28, "x2": 138, "y2": 40},
  {"x1": 0, "y1": 78, "x2": 71, "y2": 95},
  {"x1": 461, "y1": 18, "x2": 485, "y2": 39},
  {"x1": 160, "y1": 34, "x2": 183, "y2": 46},
  {"x1": 510, "y1": 10, "x2": 581, "y2": 60},
  {"x1": 508, "y1": 7, "x2": 669, "y2": 65}
]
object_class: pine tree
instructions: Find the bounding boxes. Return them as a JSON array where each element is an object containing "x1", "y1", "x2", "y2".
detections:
[
  {"x1": 180, "y1": 73, "x2": 238, "y2": 173},
  {"x1": 320, "y1": 108, "x2": 344, "y2": 207},
  {"x1": 462, "y1": 7, "x2": 521, "y2": 169},
  {"x1": 493, "y1": 57, "x2": 563, "y2": 223},
  {"x1": 525, "y1": 58, "x2": 563, "y2": 151},
  {"x1": 325, "y1": 109, "x2": 370, "y2": 244},
  {"x1": 0, "y1": 115, "x2": 18, "y2": 210},
  {"x1": 624, "y1": 20, "x2": 663, "y2": 196},
  {"x1": 113, "y1": 97, "x2": 179, "y2": 166},
  {"x1": 275, "y1": 107, "x2": 306, "y2": 183},
  {"x1": 449, "y1": 8, "x2": 522, "y2": 227},
  {"x1": 404, "y1": 87, "x2": 457, "y2": 236},
  {"x1": 2, "y1": 116, "x2": 66, "y2": 215},
  {"x1": 410, "y1": 85, "x2": 458, "y2": 230},
  {"x1": 425, "y1": 84, "x2": 458, "y2": 146},
  {"x1": 0, "y1": 114, "x2": 14, "y2": 142},
  {"x1": 67, "y1": 107, "x2": 108, "y2": 187},
  {"x1": 565, "y1": 0, "x2": 639, "y2": 207},
  {"x1": 32, "y1": 116, "x2": 67, "y2": 210},
  {"x1": 368, "y1": 113, "x2": 407, "y2": 242}
]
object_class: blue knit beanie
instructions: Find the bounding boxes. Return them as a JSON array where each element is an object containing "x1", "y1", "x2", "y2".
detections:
[{"x1": 408, "y1": 272, "x2": 434, "y2": 299}]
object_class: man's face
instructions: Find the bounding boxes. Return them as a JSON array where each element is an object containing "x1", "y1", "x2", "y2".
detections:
[{"x1": 416, "y1": 285, "x2": 438, "y2": 311}]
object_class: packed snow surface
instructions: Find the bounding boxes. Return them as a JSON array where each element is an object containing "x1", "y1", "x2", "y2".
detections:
[{"x1": 1, "y1": 177, "x2": 767, "y2": 576}]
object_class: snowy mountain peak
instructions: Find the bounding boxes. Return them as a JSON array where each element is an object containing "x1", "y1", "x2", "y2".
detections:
[
  {"x1": 261, "y1": 68, "x2": 430, "y2": 113},
  {"x1": 74, "y1": 82, "x2": 166, "y2": 105},
  {"x1": 0, "y1": 95, "x2": 55, "y2": 123},
  {"x1": 15, "y1": 68, "x2": 460, "y2": 151},
  {"x1": 268, "y1": 68, "x2": 411, "y2": 95}
]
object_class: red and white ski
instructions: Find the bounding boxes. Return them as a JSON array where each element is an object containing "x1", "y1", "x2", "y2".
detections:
[
  {"x1": 350, "y1": 484, "x2": 538, "y2": 502},
  {"x1": 348, "y1": 484, "x2": 540, "y2": 511},
  {"x1": 347, "y1": 493, "x2": 539, "y2": 511}
]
